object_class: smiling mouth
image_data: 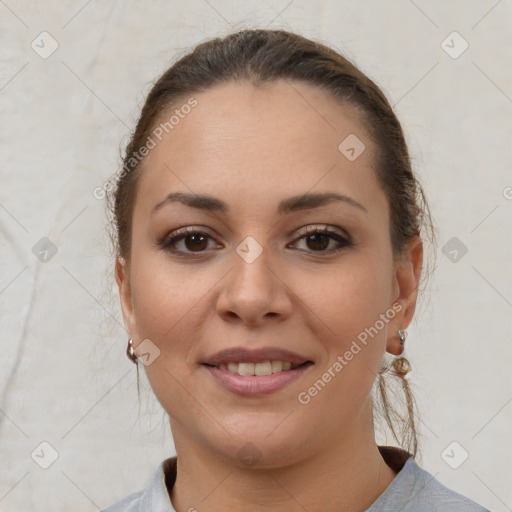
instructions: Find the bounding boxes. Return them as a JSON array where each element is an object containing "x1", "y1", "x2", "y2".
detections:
[{"x1": 202, "y1": 360, "x2": 313, "y2": 376}]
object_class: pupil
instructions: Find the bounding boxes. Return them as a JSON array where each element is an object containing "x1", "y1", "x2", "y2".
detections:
[
  {"x1": 186, "y1": 234, "x2": 207, "y2": 251},
  {"x1": 308, "y1": 234, "x2": 328, "y2": 251}
]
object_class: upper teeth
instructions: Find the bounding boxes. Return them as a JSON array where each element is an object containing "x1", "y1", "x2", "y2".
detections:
[{"x1": 217, "y1": 361, "x2": 296, "y2": 376}]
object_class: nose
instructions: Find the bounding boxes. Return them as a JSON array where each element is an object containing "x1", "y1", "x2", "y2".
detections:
[{"x1": 216, "y1": 245, "x2": 293, "y2": 327}]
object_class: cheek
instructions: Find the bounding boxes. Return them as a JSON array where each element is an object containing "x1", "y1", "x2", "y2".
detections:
[
  {"x1": 129, "y1": 258, "x2": 203, "y2": 415},
  {"x1": 131, "y1": 253, "x2": 205, "y2": 333},
  {"x1": 130, "y1": 254, "x2": 226, "y2": 372},
  {"x1": 292, "y1": 252, "x2": 393, "y2": 345},
  {"x1": 294, "y1": 260, "x2": 391, "y2": 416}
]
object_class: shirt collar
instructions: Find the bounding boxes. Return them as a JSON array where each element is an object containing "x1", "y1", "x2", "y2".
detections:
[
  {"x1": 137, "y1": 457, "x2": 177, "y2": 512},
  {"x1": 140, "y1": 445, "x2": 413, "y2": 511}
]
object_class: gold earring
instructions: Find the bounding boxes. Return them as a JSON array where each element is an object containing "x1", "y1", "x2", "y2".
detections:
[{"x1": 393, "y1": 329, "x2": 411, "y2": 376}]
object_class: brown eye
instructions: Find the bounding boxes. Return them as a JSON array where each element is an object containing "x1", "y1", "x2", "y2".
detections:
[
  {"x1": 305, "y1": 232, "x2": 330, "y2": 251},
  {"x1": 159, "y1": 228, "x2": 218, "y2": 256},
  {"x1": 183, "y1": 233, "x2": 208, "y2": 252},
  {"x1": 292, "y1": 226, "x2": 352, "y2": 254}
]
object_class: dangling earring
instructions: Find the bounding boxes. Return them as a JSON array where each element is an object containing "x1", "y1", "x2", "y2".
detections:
[
  {"x1": 393, "y1": 329, "x2": 411, "y2": 376},
  {"x1": 126, "y1": 338, "x2": 138, "y2": 364},
  {"x1": 126, "y1": 338, "x2": 141, "y2": 400}
]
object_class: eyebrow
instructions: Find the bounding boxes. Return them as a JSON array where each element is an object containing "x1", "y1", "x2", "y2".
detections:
[{"x1": 151, "y1": 191, "x2": 368, "y2": 216}]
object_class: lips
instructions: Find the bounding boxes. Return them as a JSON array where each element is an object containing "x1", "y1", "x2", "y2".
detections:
[{"x1": 201, "y1": 347, "x2": 314, "y2": 395}]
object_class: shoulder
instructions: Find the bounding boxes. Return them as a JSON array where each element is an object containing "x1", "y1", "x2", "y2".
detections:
[
  {"x1": 403, "y1": 458, "x2": 490, "y2": 512},
  {"x1": 101, "y1": 490, "x2": 144, "y2": 512},
  {"x1": 369, "y1": 455, "x2": 490, "y2": 512},
  {"x1": 101, "y1": 457, "x2": 177, "y2": 512}
]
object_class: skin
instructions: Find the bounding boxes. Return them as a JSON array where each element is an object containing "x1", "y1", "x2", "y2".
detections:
[{"x1": 116, "y1": 79, "x2": 423, "y2": 512}]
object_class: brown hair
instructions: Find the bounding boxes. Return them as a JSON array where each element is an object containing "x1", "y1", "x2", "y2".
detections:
[{"x1": 106, "y1": 28, "x2": 437, "y2": 459}]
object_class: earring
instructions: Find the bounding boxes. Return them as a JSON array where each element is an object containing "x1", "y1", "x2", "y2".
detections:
[
  {"x1": 126, "y1": 338, "x2": 138, "y2": 364},
  {"x1": 398, "y1": 329, "x2": 407, "y2": 351},
  {"x1": 393, "y1": 329, "x2": 411, "y2": 376}
]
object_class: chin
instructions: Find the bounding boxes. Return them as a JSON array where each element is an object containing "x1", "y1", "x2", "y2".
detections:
[{"x1": 208, "y1": 423, "x2": 313, "y2": 470}]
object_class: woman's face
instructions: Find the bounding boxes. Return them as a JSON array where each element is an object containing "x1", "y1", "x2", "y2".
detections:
[{"x1": 117, "y1": 79, "x2": 421, "y2": 466}]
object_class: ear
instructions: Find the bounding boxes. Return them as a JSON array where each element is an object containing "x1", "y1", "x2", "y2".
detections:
[
  {"x1": 115, "y1": 257, "x2": 138, "y2": 340},
  {"x1": 386, "y1": 236, "x2": 423, "y2": 356}
]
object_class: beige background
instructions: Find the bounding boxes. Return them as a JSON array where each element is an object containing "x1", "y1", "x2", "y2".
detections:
[{"x1": 1, "y1": 1, "x2": 511, "y2": 511}]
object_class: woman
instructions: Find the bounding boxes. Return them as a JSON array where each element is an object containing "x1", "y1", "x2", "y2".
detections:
[{"x1": 102, "y1": 28, "x2": 489, "y2": 512}]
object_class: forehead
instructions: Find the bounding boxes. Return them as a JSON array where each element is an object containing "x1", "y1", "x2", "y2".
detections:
[{"x1": 135, "y1": 79, "x2": 385, "y2": 218}]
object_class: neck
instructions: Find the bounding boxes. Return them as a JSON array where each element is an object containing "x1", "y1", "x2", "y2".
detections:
[{"x1": 169, "y1": 413, "x2": 397, "y2": 512}]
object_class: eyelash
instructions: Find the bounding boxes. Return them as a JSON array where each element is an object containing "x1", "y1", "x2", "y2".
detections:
[{"x1": 157, "y1": 225, "x2": 353, "y2": 257}]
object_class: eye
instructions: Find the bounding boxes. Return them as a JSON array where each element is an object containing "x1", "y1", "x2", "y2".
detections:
[
  {"x1": 158, "y1": 227, "x2": 220, "y2": 256},
  {"x1": 290, "y1": 225, "x2": 353, "y2": 254}
]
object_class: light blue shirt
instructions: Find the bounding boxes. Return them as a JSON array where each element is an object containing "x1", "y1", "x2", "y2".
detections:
[{"x1": 102, "y1": 448, "x2": 490, "y2": 512}]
